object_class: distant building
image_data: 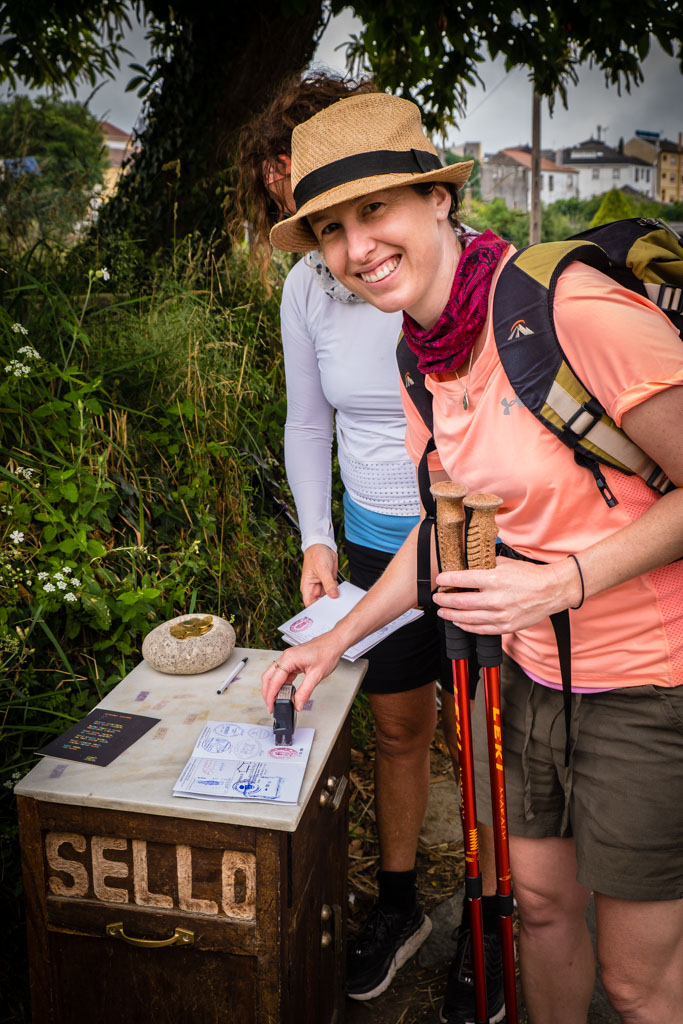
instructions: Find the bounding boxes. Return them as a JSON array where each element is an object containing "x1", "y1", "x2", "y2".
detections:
[
  {"x1": 448, "y1": 141, "x2": 483, "y2": 163},
  {"x1": 555, "y1": 138, "x2": 653, "y2": 200},
  {"x1": 98, "y1": 120, "x2": 136, "y2": 196},
  {"x1": 624, "y1": 134, "x2": 683, "y2": 203},
  {"x1": 480, "y1": 147, "x2": 578, "y2": 210}
]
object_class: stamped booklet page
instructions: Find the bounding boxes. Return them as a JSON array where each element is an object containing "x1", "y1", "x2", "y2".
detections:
[{"x1": 173, "y1": 721, "x2": 315, "y2": 804}]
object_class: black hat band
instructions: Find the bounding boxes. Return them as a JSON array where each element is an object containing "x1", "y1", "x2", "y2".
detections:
[{"x1": 293, "y1": 148, "x2": 443, "y2": 209}]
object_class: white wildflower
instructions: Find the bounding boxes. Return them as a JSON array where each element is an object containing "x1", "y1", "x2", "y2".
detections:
[
  {"x1": 36, "y1": 571, "x2": 49, "y2": 581},
  {"x1": 11, "y1": 323, "x2": 28, "y2": 335},
  {"x1": 56, "y1": 579, "x2": 67, "y2": 590},
  {"x1": 9, "y1": 530, "x2": 24, "y2": 543},
  {"x1": 71, "y1": 577, "x2": 81, "y2": 587},
  {"x1": 4, "y1": 360, "x2": 31, "y2": 377},
  {"x1": 43, "y1": 582, "x2": 56, "y2": 592},
  {"x1": 101, "y1": 267, "x2": 110, "y2": 281},
  {"x1": 54, "y1": 573, "x2": 65, "y2": 581},
  {"x1": 14, "y1": 466, "x2": 36, "y2": 480},
  {"x1": 62, "y1": 566, "x2": 72, "y2": 574},
  {"x1": 63, "y1": 592, "x2": 77, "y2": 603},
  {"x1": 1, "y1": 504, "x2": 13, "y2": 514},
  {"x1": 17, "y1": 345, "x2": 40, "y2": 360}
]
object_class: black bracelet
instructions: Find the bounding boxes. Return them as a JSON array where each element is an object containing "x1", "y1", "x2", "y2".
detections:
[{"x1": 568, "y1": 553, "x2": 585, "y2": 610}]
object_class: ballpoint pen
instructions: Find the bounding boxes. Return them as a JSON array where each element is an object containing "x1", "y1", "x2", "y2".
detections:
[{"x1": 216, "y1": 656, "x2": 248, "y2": 695}]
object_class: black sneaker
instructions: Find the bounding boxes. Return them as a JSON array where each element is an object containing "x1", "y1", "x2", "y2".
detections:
[
  {"x1": 439, "y1": 920, "x2": 506, "y2": 1023},
  {"x1": 346, "y1": 901, "x2": 432, "y2": 1000}
]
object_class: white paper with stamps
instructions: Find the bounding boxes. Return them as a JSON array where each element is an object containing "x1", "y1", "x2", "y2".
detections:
[
  {"x1": 278, "y1": 581, "x2": 423, "y2": 661},
  {"x1": 173, "y1": 721, "x2": 315, "y2": 804}
]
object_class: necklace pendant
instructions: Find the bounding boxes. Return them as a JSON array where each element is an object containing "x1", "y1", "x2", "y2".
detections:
[{"x1": 462, "y1": 389, "x2": 469, "y2": 411}]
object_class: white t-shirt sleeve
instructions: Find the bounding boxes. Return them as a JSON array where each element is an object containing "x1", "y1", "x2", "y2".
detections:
[{"x1": 281, "y1": 267, "x2": 337, "y2": 553}]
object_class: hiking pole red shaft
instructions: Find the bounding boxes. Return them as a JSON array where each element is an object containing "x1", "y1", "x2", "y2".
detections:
[
  {"x1": 464, "y1": 494, "x2": 518, "y2": 1024},
  {"x1": 431, "y1": 482, "x2": 488, "y2": 1024}
]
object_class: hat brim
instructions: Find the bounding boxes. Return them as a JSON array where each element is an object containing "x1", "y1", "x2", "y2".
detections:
[{"x1": 269, "y1": 160, "x2": 474, "y2": 252}]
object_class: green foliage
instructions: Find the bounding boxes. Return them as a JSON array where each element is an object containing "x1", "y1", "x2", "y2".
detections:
[
  {"x1": 466, "y1": 197, "x2": 530, "y2": 248},
  {"x1": 0, "y1": 95, "x2": 108, "y2": 250},
  {"x1": 548, "y1": 195, "x2": 605, "y2": 234},
  {"x1": 465, "y1": 192, "x2": 683, "y2": 248},
  {"x1": 0, "y1": 242, "x2": 303, "y2": 1011},
  {"x1": 0, "y1": 0, "x2": 131, "y2": 91},
  {"x1": 336, "y1": 1, "x2": 683, "y2": 133},
  {"x1": 589, "y1": 189, "x2": 636, "y2": 227}
]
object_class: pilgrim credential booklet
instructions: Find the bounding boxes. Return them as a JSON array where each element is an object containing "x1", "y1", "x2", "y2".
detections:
[
  {"x1": 173, "y1": 721, "x2": 315, "y2": 804},
  {"x1": 277, "y1": 581, "x2": 423, "y2": 661}
]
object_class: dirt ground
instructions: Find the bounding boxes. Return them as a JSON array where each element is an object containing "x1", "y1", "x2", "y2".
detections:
[{"x1": 343, "y1": 726, "x2": 619, "y2": 1024}]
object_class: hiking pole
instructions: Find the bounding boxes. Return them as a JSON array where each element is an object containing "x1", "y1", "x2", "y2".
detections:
[
  {"x1": 464, "y1": 493, "x2": 518, "y2": 1024},
  {"x1": 431, "y1": 481, "x2": 489, "y2": 1024}
]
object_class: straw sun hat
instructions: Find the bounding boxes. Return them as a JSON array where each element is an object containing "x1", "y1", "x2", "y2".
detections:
[{"x1": 269, "y1": 92, "x2": 474, "y2": 252}]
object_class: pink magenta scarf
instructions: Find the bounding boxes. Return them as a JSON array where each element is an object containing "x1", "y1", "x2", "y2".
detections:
[{"x1": 402, "y1": 229, "x2": 509, "y2": 374}]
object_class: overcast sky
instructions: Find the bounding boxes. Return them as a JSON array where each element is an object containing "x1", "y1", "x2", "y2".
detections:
[{"x1": 10, "y1": 6, "x2": 682, "y2": 156}]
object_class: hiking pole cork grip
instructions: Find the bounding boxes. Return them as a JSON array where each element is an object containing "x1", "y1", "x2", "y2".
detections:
[
  {"x1": 430, "y1": 481, "x2": 468, "y2": 581},
  {"x1": 430, "y1": 481, "x2": 472, "y2": 663},
  {"x1": 464, "y1": 493, "x2": 503, "y2": 669},
  {"x1": 464, "y1": 493, "x2": 502, "y2": 571}
]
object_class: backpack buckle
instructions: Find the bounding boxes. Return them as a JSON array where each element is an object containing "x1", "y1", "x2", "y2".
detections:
[
  {"x1": 646, "y1": 466, "x2": 674, "y2": 494},
  {"x1": 560, "y1": 396, "x2": 604, "y2": 445},
  {"x1": 656, "y1": 283, "x2": 683, "y2": 313}
]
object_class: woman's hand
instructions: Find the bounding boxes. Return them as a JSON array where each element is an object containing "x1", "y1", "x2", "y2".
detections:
[
  {"x1": 433, "y1": 555, "x2": 582, "y2": 634},
  {"x1": 300, "y1": 544, "x2": 339, "y2": 606},
  {"x1": 261, "y1": 633, "x2": 347, "y2": 712}
]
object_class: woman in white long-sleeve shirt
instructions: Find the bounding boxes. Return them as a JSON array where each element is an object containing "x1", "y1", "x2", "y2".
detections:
[{"x1": 231, "y1": 73, "x2": 500, "y2": 1017}]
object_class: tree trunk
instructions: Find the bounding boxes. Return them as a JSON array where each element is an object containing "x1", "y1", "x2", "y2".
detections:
[{"x1": 97, "y1": 0, "x2": 324, "y2": 252}]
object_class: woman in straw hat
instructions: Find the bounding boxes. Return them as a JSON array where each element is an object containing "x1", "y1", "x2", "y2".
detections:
[
  {"x1": 262, "y1": 91, "x2": 683, "y2": 1023},
  {"x1": 231, "y1": 73, "x2": 502, "y2": 1015}
]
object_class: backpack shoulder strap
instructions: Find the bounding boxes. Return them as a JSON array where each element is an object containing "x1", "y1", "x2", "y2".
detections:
[
  {"x1": 396, "y1": 333, "x2": 433, "y2": 433},
  {"x1": 492, "y1": 240, "x2": 668, "y2": 501},
  {"x1": 396, "y1": 334, "x2": 440, "y2": 606}
]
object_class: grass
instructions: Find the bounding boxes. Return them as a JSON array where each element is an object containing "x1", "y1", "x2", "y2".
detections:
[{"x1": 0, "y1": 237, "x2": 308, "y2": 1018}]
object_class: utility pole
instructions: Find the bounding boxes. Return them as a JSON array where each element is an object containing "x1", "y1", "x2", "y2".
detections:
[{"x1": 530, "y1": 91, "x2": 541, "y2": 244}]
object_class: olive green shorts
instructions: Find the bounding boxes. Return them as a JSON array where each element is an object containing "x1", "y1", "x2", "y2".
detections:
[{"x1": 471, "y1": 655, "x2": 683, "y2": 901}]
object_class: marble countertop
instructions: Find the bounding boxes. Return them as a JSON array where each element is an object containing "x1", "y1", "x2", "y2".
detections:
[{"x1": 15, "y1": 648, "x2": 366, "y2": 832}]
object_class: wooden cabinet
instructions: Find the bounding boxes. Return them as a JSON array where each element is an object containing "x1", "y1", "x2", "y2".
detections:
[{"x1": 16, "y1": 650, "x2": 365, "y2": 1023}]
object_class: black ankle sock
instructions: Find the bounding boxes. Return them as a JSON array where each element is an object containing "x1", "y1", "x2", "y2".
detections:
[
  {"x1": 377, "y1": 868, "x2": 417, "y2": 913},
  {"x1": 460, "y1": 894, "x2": 499, "y2": 930}
]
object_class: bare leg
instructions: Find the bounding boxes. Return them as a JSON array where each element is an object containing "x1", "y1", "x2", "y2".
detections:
[
  {"x1": 510, "y1": 835, "x2": 594, "y2": 1024},
  {"x1": 595, "y1": 893, "x2": 683, "y2": 1023},
  {"x1": 369, "y1": 684, "x2": 437, "y2": 871},
  {"x1": 441, "y1": 690, "x2": 497, "y2": 896}
]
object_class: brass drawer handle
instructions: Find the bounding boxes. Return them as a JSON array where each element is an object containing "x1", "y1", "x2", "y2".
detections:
[
  {"x1": 106, "y1": 922, "x2": 194, "y2": 948},
  {"x1": 319, "y1": 774, "x2": 348, "y2": 811}
]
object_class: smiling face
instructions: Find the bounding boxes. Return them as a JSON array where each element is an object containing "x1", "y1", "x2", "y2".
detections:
[{"x1": 307, "y1": 185, "x2": 460, "y2": 328}]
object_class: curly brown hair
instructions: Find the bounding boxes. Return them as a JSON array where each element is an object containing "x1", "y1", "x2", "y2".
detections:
[{"x1": 228, "y1": 70, "x2": 375, "y2": 285}]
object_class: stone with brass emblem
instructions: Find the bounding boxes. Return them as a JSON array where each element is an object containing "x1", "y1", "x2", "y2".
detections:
[{"x1": 142, "y1": 613, "x2": 236, "y2": 674}]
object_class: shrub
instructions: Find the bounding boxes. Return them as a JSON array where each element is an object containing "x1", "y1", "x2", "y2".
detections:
[{"x1": 0, "y1": 240, "x2": 303, "y2": 1013}]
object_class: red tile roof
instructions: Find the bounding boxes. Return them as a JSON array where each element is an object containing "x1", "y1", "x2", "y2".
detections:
[
  {"x1": 98, "y1": 121, "x2": 131, "y2": 142},
  {"x1": 502, "y1": 148, "x2": 574, "y2": 173}
]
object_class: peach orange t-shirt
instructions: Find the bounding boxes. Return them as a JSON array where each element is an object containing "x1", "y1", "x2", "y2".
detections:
[{"x1": 402, "y1": 254, "x2": 683, "y2": 690}]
